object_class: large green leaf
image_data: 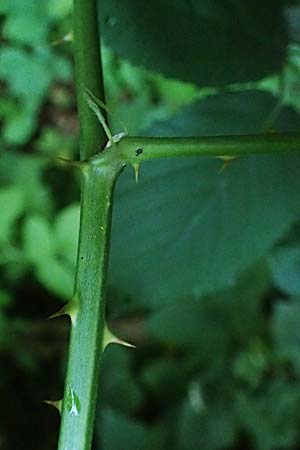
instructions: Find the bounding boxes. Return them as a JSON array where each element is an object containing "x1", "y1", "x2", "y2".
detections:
[
  {"x1": 0, "y1": 48, "x2": 52, "y2": 100},
  {"x1": 147, "y1": 265, "x2": 268, "y2": 350},
  {"x1": 108, "y1": 91, "x2": 300, "y2": 307},
  {"x1": 269, "y1": 245, "x2": 300, "y2": 295},
  {"x1": 98, "y1": 409, "x2": 167, "y2": 450},
  {"x1": 271, "y1": 299, "x2": 300, "y2": 372},
  {"x1": 36, "y1": 257, "x2": 74, "y2": 299},
  {"x1": 0, "y1": 152, "x2": 52, "y2": 213},
  {"x1": 177, "y1": 400, "x2": 236, "y2": 450},
  {"x1": 100, "y1": 0, "x2": 289, "y2": 86},
  {"x1": 100, "y1": 346, "x2": 143, "y2": 415},
  {"x1": 236, "y1": 381, "x2": 300, "y2": 450}
]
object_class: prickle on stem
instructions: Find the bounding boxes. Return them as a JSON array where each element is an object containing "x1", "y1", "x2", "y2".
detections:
[
  {"x1": 103, "y1": 324, "x2": 135, "y2": 350},
  {"x1": 216, "y1": 155, "x2": 236, "y2": 173},
  {"x1": 132, "y1": 163, "x2": 140, "y2": 183},
  {"x1": 48, "y1": 296, "x2": 79, "y2": 326},
  {"x1": 44, "y1": 399, "x2": 62, "y2": 414}
]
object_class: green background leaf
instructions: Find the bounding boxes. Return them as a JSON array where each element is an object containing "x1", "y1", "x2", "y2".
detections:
[
  {"x1": 0, "y1": 186, "x2": 24, "y2": 242},
  {"x1": 100, "y1": 0, "x2": 289, "y2": 86},
  {"x1": 271, "y1": 299, "x2": 300, "y2": 372},
  {"x1": 23, "y1": 215, "x2": 54, "y2": 264},
  {"x1": 99, "y1": 409, "x2": 167, "y2": 450},
  {"x1": 108, "y1": 91, "x2": 300, "y2": 307},
  {"x1": 270, "y1": 245, "x2": 300, "y2": 295},
  {"x1": 54, "y1": 204, "x2": 80, "y2": 267}
]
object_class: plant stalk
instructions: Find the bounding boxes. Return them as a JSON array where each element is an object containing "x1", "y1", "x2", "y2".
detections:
[
  {"x1": 57, "y1": 164, "x2": 119, "y2": 450},
  {"x1": 73, "y1": 0, "x2": 107, "y2": 159},
  {"x1": 57, "y1": 1, "x2": 113, "y2": 449},
  {"x1": 116, "y1": 133, "x2": 300, "y2": 164}
]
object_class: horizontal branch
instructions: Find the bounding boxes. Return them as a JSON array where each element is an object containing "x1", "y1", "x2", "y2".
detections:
[
  {"x1": 90, "y1": 133, "x2": 300, "y2": 170},
  {"x1": 118, "y1": 133, "x2": 300, "y2": 164}
]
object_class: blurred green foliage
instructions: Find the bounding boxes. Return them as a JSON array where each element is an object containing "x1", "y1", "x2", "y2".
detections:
[
  {"x1": 0, "y1": 0, "x2": 72, "y2": 144},
  {"x1": 1, "y1": 0, "x2": 300, "y2": 449}
]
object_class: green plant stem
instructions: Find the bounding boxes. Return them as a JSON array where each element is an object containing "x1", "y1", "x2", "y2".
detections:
[
  {"x1": 57, "y1": 163, "x2": 119, "y2": 450},
  {"x1": 73, "y1": 0, "x2": 107, "y2": 160},
  {"x1": 59, "y1": 3, "x2": 300, "y2": 449},
  {"x1": 115, "y1": 133, "x2": 300, "y2": 164},
  {"x1": 57, "y1": 1, "x2": 113, "y2": 449}
]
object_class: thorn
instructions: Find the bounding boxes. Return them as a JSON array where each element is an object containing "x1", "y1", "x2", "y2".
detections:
[
  {"x1": 132, "y1": 163, "x2": 140, "y2": 183},
  {"x1": 51, "y1": 31, "x2": 73, "y2": 46},
  {"x1": 48, "y1": 296, "x2": 79, "y2": 326},
  {"x1": 56, "y1": 157, "x2": 86, "y2": 170},
  {"x1": 44, "y1": 399, "x2": 62, "y2": 414},
  {"x1": 216, "y1": 155, "x2": 236, "y2": 173},
  {"x1": 103, "y1": 324, "x2": 135, "y2": 350}
]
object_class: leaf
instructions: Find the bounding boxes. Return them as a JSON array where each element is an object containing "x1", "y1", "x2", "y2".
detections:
[
  {"x1": 140, "y1": 358, "x2": 191, "y2": 402},
  {"x1": 108, "y1": 91, "x2": 300, "y2": 307},
  {"x1": 23, "y1": 215, "x2": 54, "y2": 265},
  {"x1": 0, "y1": 47, "x2": 52, "y2": 100},
  {"x1": 147, "y1": 264, "x2": 268, "y2": 349},
  {"x1": 0, "y1": 0, "x2": 8, "y2": 13},
  {"x1": 236, "y1": 381, "x2": 300, "y2": 450},
  {"x1": 0, "y1": 152, "x2": 52, "y2": 213},
  {"x1": 36, "y1": 257, "x2": 74, "y2": 299},
  {"x1": 3, "y1": 15, "x2": 49, "y2": 45},
  {"x1": 269, "y1": 245, "x2": 300, "y2": 295},
  {"x1": 100, "y1": 0, "x2": 290, "y2": 86},
  {"x1": 148, "y1": 300, "x2": 230, "y2": 351},
  {"x1": 0, "y1": 290, "x2": 10, "y2": 310},
  {"x1": 54, "y1": 204, "x2": 80, "y2": 268},
  {"x1": 271, "y1": 300, "x2": 300, "y2": 371},
  {"x1": 49, "y1": 0, "x2": 72, "y2": 18},
  {"x1": 18, "y1": 202, "x2": 79, "y2": 299},
  {"x1": 100, "y1": 345, "x2": 143, "y2": 414},
  {"x1": 0, "y1": 186, "x2": 24, "y2": 243},
  {"x1": 2, "y1": 103, "x2": 37, "y2": 144},
  {"x1": 21, "y1": 208, "x2": 79, "y2": 299},
  {"x1": 5, "y1": 0, "x2": 47, "y2": 17},
  {"x1": 177, "y1": 400, "x2": 236, "y2": 450},
  {"x1": 98, "y1": 408, "x2": 167, "y2": 450}
]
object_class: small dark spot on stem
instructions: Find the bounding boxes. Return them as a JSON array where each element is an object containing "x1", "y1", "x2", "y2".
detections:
[
  {"x1": 135, "y1": 148, "x2": 143, "y2": 156},
  {"x1": 80, "y1": 256, "x2": 84, "y2": 260}
]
